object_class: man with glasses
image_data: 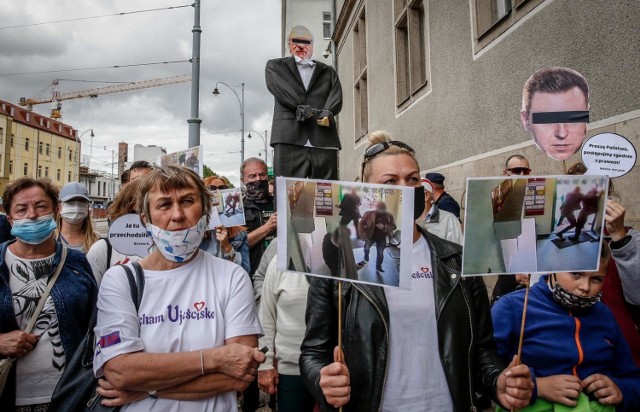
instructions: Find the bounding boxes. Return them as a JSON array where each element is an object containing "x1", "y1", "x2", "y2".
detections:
[
  {"x1": 491, "y1": 154, "x2": 532, "y2": 304},
  {"x1": 503, "y1": 154, "x2": 531, "y2": 176}
]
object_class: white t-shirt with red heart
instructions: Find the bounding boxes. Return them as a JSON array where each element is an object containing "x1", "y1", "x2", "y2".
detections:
[{"x1": 93, "y1": 251, "x2": 262, "y2": 412}]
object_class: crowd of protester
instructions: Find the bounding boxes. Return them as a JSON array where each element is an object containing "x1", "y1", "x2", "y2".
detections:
[{"x1": 0, "y1": 132, "x2": 638, "y2": 412}]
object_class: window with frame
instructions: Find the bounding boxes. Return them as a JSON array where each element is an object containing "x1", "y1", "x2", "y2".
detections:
[
  {"x1": 473, "y1": 0, "x2": 545, "y2": 52},
  {"x1": 23, "y1": 163, "x2": 28, "y2": 176},
  {"x1": 57, "y1": 169, "x2": 61, "y2": 181},
  {"x1": 9, "y1": 160, "x2": 13, "y2": 174},
  {"x1": 69, "y1": 148, "x2": 73, "y2": 161},
  {"x1": 98, "y1": 182, "x2": 101, "y2": 196},
  {"x1": 323, "y1": 12, "x2": 332, "y2": 39},
  {"x1": 10, "y1": 135, "x2": 14, "y2": 147},
  {"x1": 394, "y1": 0, "x2": 429, "y2": 109},
  {"x1": 45, "y1": 166, "x2": 49, "y2": 177},
  {"x1": 38, "y1": 165, "x2": 42, "y2": 177},
  {"x1": 103, "y1": 182, "x2": 107, "y2": 197},
  {"x1": 39, "y1": 141, "x2": 43, "y2": 154},
  {"x1": 68, "y1": 171, "x2": 72, "y2": 182},
  {"x1": 46, "y1": 143, "x2": 50, "y2": 156},
  {"x1": 353, "y1": 9, "x2": 368, "y2": 142},
  {"x1": 25, "y1": 138, "x2": 29, "y2": 151},
  {"x1": 58, "y1": 147, "x2": 62, "y2": 159}
]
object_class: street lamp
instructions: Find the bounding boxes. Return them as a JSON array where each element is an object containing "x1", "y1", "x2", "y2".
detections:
[
  {"x1": 77, "y1": 129, "x2": 94, "y2": 180},
  {"x1": 213, "y1": 82, "x2": 245, "y2": 164},
  {"x1": 247, "y1": 129, "x2": 269, "y2": 166}
]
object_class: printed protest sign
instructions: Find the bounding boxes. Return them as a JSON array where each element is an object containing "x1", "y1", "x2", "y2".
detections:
[
  {"x1": 210, "y1": 187, "x2": 245, "y2": 227},
  {"x1": 108, "y1": 214, "x2": 153, "y2": 257},
  {"x1": 157, "y1": 145, "x2": 203, "y2": 177},
  {"x1": 581, "y1": 132, "x2": 636, "y2": 178},
  {"x1": 276, "y1": 177, "x2": 414, "y2": 289},
  {"x1": 462, "y1": 175, "x2": 608, "y2": 276}
]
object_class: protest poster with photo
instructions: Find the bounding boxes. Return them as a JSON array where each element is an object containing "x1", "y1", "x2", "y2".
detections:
[
  {"x1": 210, "y1": 187, "x2": 245, "y2": 227},
  {"x1": 157, "y1": 145, "x2": 203, "y2": 177},
  {"x1": 108, "y1": 213, "x2": 153, "y2": 257},
  {"x1": 276, "y1": 177, "x2": 414, "y2": 289},
  {"x1": 462, "y1": 175, "x2": 608, "y2": 276}
]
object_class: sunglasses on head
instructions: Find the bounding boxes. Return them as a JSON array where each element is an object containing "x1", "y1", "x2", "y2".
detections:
[
  {"x1": 361, "y1": 140, "x2": 416, "y2": 179},
  {"x1": 506, "y1": 167, "x2": 531, "y2": 176},
  {"x1": 208, "y1": 185, "x2": 229, "y2": 190}
]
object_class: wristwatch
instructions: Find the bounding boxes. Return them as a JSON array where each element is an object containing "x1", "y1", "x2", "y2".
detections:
[{"x1": 148, "y1": 390, "x2": 158, "y2": 399}]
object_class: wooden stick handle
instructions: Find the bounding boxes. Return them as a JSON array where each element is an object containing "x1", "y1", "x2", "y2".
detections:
[{"x1": 338, "y1": 280, "x2": 343, "y2": 412}]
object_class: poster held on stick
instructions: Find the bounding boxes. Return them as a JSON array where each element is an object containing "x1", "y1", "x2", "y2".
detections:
[{"x1": 581, "y1": 132, "x2": 636, "y2": 178}]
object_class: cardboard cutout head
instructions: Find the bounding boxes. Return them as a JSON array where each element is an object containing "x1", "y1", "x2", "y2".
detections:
[
  {"x1": 288, "y1": 25, "x2": 314, "y2": 60},
  {"x1": 521, "y1": 67, "x2": 590, "y2": 161}
]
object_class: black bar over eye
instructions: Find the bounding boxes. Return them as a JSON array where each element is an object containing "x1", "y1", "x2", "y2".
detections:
[{"x1": 531, "y1": 111, "x2": 590, "y2": 124}]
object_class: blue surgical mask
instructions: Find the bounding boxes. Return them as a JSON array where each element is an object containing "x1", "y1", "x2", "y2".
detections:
[{"x1": 11, "y1": 214, "x2": 57, "y2": 245}]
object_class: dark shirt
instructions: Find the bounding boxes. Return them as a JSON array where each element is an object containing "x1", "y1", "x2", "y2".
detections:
[
  {"x1": 244, "y1": 197, "x2": 275, "y2": 276},
  {"x1": 435, "y1": 192, "x2": 461, "y2": 219}
]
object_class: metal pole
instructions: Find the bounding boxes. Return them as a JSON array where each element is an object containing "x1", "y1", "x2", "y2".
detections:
[
  {"x1": 111, "y1": 150, "x2": 115, "y2": 201},
  {"x1": 187, "y1": 0, "x2": 202, "y2": 148},
  {"x1": 240, "y1": 83, "x2": 245, "y2": 164},
  {"x1": 264, "y1": 129, "x2": 268, "y2": 165}
]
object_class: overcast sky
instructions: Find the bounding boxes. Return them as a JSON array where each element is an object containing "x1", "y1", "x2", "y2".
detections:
[{"x1": 0, "y1": 0, "x2": 281, "y2": 185}]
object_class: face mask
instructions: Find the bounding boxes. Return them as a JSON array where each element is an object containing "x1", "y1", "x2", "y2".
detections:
[
  {"x1": 146, "y1": 215, "x2": 207, "y2": 263},
  {"x1": 11, "y1": 214, "x2": 57, "y2": 245},
  {"x1": 414, "y1": 186, "x2": 426, "y2": 220},
  {"x1": 61, "y1": 201, "x2": 89, "y2": 224},
  {"x1": 244, "y1": 180, "x2": 269, "y2": 203},
  {"x1": 548, "y1": 274, "x2": 601, "y2": 310}
]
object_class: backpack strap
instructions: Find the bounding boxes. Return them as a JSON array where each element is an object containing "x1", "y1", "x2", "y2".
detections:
[
  {"x1": 121, "y1": 262, "x2": 145, "y2": 310},
  {"x1": 104, "y1": 237, "x2": 112, "y2": 271}
]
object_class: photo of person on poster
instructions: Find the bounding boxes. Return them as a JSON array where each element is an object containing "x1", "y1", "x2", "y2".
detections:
[{"x1": 520, "y1": 67, "x2": 590, "y2": 161}]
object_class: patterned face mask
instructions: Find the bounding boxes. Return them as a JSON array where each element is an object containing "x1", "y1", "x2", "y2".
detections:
[
  {"x1": 244, "y1": 180, "x2": 269, "y2": 203},
  {"x1": 548, "y1": 274, "x2": 601, "y2": 310},
  {"x1": 146, "y1": 215, "x2": 207, "y2": 263}
]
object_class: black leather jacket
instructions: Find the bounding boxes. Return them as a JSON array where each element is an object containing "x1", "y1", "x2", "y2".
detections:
[{"x1": 300, "y1": 228, "x2": 505, "y2": 411}]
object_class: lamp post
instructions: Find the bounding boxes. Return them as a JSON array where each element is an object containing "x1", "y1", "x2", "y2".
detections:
[
  {"x1": 77, "y1": 129, "x2": 94, "y2": 180},
  {"x1": 212, "y1": 82, "x2": 244, "y2": 164},
  {"x1": 247, "y1": 129, "x2": 269, "y2": 166}
]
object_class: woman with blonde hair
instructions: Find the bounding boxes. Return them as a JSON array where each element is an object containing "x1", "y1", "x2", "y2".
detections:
[
  {"x1": 56, "y1": 182, "x2": 100, "y2": 253},
  {"x1": 202, "y1": 176, "x2": 250, "y2": 273},
  {"x1": 300, "y1": 131, "x2": 534, "y2": 411}
]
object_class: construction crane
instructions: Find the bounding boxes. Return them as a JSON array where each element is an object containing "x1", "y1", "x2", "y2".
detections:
[{"x1": 18, "y1": 74, "x2": 191, "y2": 120}]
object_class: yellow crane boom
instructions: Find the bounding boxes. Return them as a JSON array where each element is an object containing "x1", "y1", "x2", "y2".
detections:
[{"x1": 18, "y1": 74, "x2": 191, "y2": 119}]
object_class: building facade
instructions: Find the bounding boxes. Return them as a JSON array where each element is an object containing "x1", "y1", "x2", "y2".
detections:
[
  {"x1": 78, "y1": 165, "x2": 119, "y2": 209},
  {"x1": 133, "y1": 144, "x2": 166, "y2": 165},
  {"x1": 282, "y1": 0, "x2": 334, "y2": 64},
  {"x1": 332, "y1": 0, "x2": 640, "y2": 225},
  {"x1": 0, "y1": 100, "x2": 80, "y2": 195}
]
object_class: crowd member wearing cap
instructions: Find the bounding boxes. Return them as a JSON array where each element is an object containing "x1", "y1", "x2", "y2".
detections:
[
  {"x1": 424, "y1": 172, "x2": 461, "y2": 220},
  {"x1": 300, "y1": 131, "x2": 533, "y2": 412},
  {"x1": 492, "y1": 244, "x2": 640, "y2": 411},
  {"x1": 265, "y1": 25, "x2": 343, "y2": 180},
  {"x1": 416, "y1": 178, "x2": 463, "y2": 245},
  {"x1": 56, "y1": 182, "x2": 100, "y2": 254},
  {"x1": 0, "y1": 177, "x2": 96, "y2": 409}
]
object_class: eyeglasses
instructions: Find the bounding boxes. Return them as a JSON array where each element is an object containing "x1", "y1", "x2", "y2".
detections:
[
  {"x1": 361, "y1": 141, "x2": 416, "y2": 180},
  {"x1": 208, "y1": 185, "x2": 229, "y2": 190},
  {"x1": 506, "y1": 167, "x2": 531, "y2": 176}
]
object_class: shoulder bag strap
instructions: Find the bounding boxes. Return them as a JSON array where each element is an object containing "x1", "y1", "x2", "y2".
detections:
[
  {"x1": 23, "y1": 246, "x2": 68, "y2": 334},
  {"x1": 121, "y1": 262, "x2": 145, "y2": 311}
]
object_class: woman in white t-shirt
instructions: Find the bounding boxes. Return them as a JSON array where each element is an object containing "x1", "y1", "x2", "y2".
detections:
[{"x1": 93, "y1": 166, "x2": 264, "y2": 411}]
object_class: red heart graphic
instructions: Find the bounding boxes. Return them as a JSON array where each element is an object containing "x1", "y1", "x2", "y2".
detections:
[
  {"x1": 421, "y1": 267, "x2": 430, "y2": 272},
  {"x1": 194, "y1": 301, "x2": 206, "y2": 311}
]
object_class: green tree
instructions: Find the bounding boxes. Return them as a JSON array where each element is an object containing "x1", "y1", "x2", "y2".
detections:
[{"x1": 203, "y1": 165, "x2": 234, "y2": 188}]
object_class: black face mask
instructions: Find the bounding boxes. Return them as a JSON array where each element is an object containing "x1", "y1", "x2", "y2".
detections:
[
  {"x1": 548, "y1": 274, "x2": 601, "y2": 311},
  {"x1": 414, "y1": 186, "x2": 425, "y2": 220},
  {"x1": 244, "y1": 180, "x2": 270, "y2": 203}
]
